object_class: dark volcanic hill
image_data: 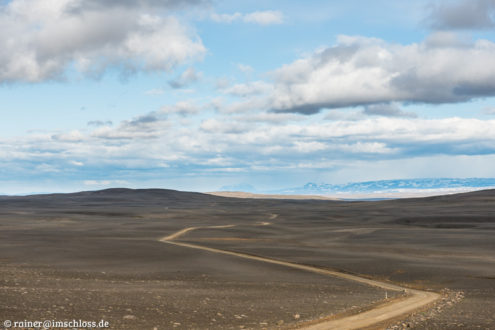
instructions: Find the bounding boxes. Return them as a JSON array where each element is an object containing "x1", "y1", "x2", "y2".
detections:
[{"x1": 0, "y1": 188, "x2": 226, "y2": 208}]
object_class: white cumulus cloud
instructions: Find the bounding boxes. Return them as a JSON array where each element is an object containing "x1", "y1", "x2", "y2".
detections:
[
  {"x1": 270, "y1": 33, "x2": 495, "y2": 114},
  {"x1": 211, "y1": 10, "x2": 283, "y2": 25},
  {"x1": 243, "y1": 11, "x2": 284, "y2": 25},
  {"x1": 0, "y1": 0, "x2": 206, "y2": 83}
]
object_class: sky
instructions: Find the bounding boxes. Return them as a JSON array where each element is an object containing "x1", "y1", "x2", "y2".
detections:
[{"x1": 1, "y1": 0, "x2": 495, "y2": 194}]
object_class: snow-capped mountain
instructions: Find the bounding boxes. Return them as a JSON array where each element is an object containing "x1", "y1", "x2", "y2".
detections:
[{"x1": 276, "y1": 178, "x2": 495, "y2": 195}]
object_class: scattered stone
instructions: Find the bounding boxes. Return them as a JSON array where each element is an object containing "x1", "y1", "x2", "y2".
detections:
[
  {"x1": 123, "y1": 315, "x2": 136, "y2": 320},
  {"x1": 387, "y1": 289, "x2": 465, "y2": 330},
  {"x1": 293, "y1": 313, "x2": 301, "y2": 319}
]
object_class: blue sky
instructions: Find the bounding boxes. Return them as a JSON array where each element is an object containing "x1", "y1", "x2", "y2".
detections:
[{"x1": 1, "y1": 0, "x2": 495, "y2": 194}]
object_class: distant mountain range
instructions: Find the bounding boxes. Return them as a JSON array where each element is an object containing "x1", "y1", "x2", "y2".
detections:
[{"x1": 272, "y1": 178, "x2": 495, "y2": 195}]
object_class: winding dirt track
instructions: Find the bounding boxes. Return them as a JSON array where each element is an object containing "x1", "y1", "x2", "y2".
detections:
[{"x1": 159, "y1": 224, "x2": 440, "y2": 329}]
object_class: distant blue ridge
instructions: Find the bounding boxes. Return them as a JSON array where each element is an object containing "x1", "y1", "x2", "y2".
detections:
[{"x1": 274, "y1": 178, "x2": 495, "y2": 195}]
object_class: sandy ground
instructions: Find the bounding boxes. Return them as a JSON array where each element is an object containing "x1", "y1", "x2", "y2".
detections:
[
  {"x1": 161, "y1": 224, "x2": 440, "y2": 329},
  {"x1": 0, "y1": 188, "x2": 494, "y2": 328},
  {"x1": 1, "y1": 264, "x2": 389, "y2": 329},
  {"x1": 208, "y1": 188, "x2": 492, "y2": 200},
  {"x1": 208, "y1": 192, "x2": 336, "y2": 200}
]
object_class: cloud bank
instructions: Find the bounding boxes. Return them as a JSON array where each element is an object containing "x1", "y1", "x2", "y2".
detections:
[{"x1": 4, "y1": 113, "x2": 495, "y2": 177}]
